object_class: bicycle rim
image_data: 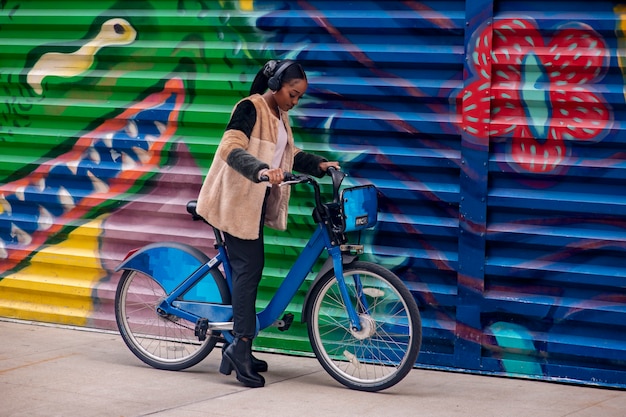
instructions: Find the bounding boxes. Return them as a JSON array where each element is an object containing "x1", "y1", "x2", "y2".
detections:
[
  {"x1": 307, "y1": 262, "x2": 421, "y2": 391},
  {"x1": 115, "y1": 270, "x2": 217, "y2": 370}
]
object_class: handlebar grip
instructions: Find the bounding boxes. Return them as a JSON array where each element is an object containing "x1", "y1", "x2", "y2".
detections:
[
  {"x1": 260, "y1": 173, "x2": 298, "y2": 182},
  {"x1": 186, "y1": 200, "x2": 204, "y2": 221}
]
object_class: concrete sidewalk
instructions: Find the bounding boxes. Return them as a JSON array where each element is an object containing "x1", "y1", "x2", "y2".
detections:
[{"x1": 1, "y1": 319, "x2": 625, "y2": 417}]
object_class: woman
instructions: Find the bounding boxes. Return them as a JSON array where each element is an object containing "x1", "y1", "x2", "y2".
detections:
[{"x1": 196, "y1": 60, "x2": 340, "y2": 388}]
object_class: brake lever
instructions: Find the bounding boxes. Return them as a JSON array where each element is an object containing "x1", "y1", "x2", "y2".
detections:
[
  {"x1": 279, "y1": 180, "x2": 302, "y2": 187},
  {"x1": 279, "y1": 174, "x2": 309, "y2": 187},
  {"x1": 327, "y1": 167, "x2": 347, "y2": 203}
]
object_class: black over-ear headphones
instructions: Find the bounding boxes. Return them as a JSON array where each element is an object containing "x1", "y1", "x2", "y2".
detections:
[{"x1": 267, "y1": 60, "x2": 295, "y2": 91}]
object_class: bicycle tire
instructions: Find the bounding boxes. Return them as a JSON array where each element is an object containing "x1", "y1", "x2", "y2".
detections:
[
  {"x1": 305, "y1": 261, "x2": 422, "y2": 392},
  {"x1": 115, "y1": 269, "x2": 222, "y2": 371}
]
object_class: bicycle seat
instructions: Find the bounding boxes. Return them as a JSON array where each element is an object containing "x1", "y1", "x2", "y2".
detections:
[{"x1": 186, "y1": 200, "x2": 204, "y2": 221}]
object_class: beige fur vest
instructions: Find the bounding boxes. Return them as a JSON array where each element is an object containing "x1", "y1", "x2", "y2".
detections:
[{"x1": 196, "y1": 94, "x2": 299, "y2": 240}]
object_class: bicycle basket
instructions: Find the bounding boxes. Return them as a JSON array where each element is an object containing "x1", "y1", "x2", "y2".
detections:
[{"x1": 340, "y1": 185, "x2": 378, "y2": 232}]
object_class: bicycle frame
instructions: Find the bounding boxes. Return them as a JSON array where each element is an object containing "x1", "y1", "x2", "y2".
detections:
[{"x1": 116, "y1": 218, "x2": 363, "y2": 338}]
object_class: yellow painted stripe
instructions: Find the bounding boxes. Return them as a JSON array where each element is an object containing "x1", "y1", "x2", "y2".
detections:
[{"x1": 0, "y1": 217, "x2": 108, "y2": 326}]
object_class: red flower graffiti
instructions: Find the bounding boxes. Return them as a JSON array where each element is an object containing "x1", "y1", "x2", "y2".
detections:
[{"x1": 461, "y1": 18, "x2": 611, "y2": 173}]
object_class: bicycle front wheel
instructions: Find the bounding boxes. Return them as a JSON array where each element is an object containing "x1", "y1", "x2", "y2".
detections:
[
  {"x1": 115, "y1": 269, "x2": 219, "y2": 371},
  {"x1": 305, "y1": 261, "x2": 422, "y2": 392}
]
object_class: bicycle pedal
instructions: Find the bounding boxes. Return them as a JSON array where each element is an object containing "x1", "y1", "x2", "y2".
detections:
[
  {"x1": 278, "y1": 313, "x2": 294, "y2": 332},
  {"x1": 194, "y1": 318, "x2": 209, "y2": 341}
]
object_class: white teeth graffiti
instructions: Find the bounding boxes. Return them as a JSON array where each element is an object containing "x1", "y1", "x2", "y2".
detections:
[
  {"x1": 0, "y1": 194, "x2": 11, "y2": 215},
  {"x1": 0, "y1": 77, "x2": 184, "y2": 273},
  {"x1": 57, "y1": 186, "x2": 75, "y2": 213},
  {"x1": 87, "y1": 171, "x2": 110, "y2": 194},
  {"x1": 11, "y1": 223, "x2": 31, "y2": 246},
  {"x1": 37, "y1": 207, "x2": 54, "y2": 231}
]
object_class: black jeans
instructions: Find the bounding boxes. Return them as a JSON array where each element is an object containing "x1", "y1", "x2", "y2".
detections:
[{"x1": 223, "y1": 188, "x2": 270, "y2": 339}]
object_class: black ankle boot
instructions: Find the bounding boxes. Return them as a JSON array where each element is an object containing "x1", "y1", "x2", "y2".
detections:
[
  {"x1": 251, "y1": 354, "x2": 268, "y2": 373},
  {"x1": 221, "y1": 342, "x2": 268, "y2": 373},
  {"x1": 219, "y1": 338, "x2": 265, "y2": 388}
]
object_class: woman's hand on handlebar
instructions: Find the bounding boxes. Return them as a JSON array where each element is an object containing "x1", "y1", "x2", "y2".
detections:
[
  {"x1": 320, "y1": 161, "x2": 341, "y2": 172},
  {"x1": 259, "y1": 161, "x2": 340, "y2": 184},
  {"x1": 260, "y1": 168, "x2": 285, "y2": 185}
]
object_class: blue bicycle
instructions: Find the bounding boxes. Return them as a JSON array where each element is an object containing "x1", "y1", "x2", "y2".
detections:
[{"x1": 114, "y1": 168, "x2": 421, "y2": 391}]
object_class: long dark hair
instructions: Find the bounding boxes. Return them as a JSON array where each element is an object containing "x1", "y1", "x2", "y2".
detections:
[{"x1": 250, "y1": 60, "x2": 307, "y2": 95}]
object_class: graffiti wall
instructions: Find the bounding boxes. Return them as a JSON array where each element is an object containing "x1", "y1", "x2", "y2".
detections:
[{"x1": 1, "y1": 0, "x2": 625, "y2": 388}]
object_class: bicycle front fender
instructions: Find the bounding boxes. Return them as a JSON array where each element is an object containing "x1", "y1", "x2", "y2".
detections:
[
  {"x1": 300, "y1": 252, "x2": 359, "y2": 323},
  {"x1": 116, "y1": 242, "x2": 210, "y2": 293}
]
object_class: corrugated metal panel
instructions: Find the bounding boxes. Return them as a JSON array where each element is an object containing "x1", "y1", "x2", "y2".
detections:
[
  {"x1": 0, "y1": 1, "x2": 249, "y2": 325},
  {"x1": 461, "y1": 0, "x2": 626, "y2": 385},
  {"x1": 1, "y1": 0, "x2": 625, "y2": 388},
  {"x1": 252, "y1": 1, "x2": 467, "y2": 365}
]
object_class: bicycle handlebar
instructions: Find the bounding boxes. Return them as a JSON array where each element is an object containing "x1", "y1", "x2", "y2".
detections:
[
  {"x1": 187, "y1": 169, "x2": 343, "y2": 223},
  {"x1": 261, "y1": 168, "x2": 344, "y2": 184},
  {"x1": 259, "y1": 172, "x2": 304, "y2": 183}
]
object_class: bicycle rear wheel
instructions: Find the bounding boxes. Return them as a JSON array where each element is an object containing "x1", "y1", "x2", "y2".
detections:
[
  {"x1": 305, "y1": 261, "x2": 421, "y2": 392},
  {"x1": 115, "y1": 269, "x2": 220, "y2": 370}
]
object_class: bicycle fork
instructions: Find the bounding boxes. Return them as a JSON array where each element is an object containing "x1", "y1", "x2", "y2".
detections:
[{"x1": 327, "y1": 246, "x2": 364, "y2": 333}]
